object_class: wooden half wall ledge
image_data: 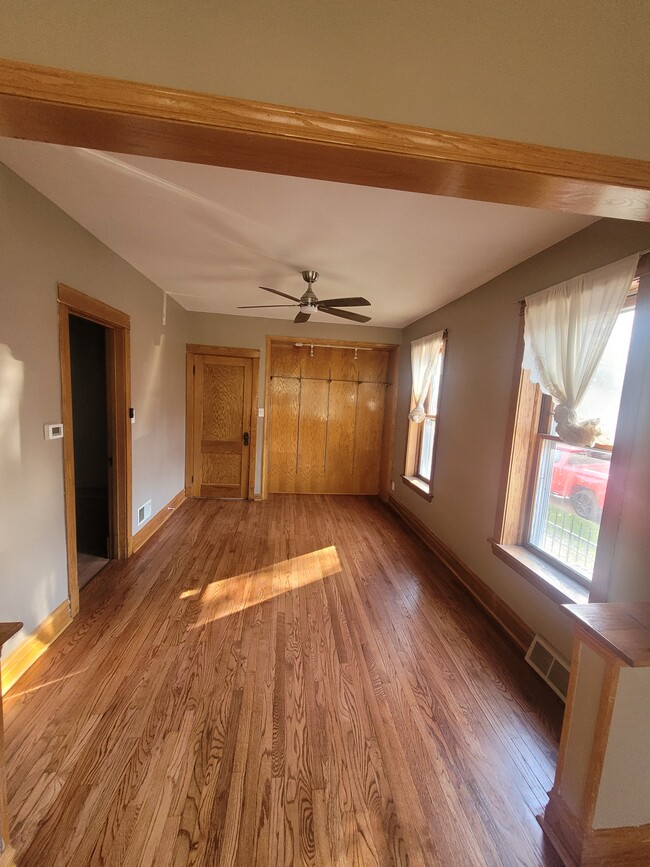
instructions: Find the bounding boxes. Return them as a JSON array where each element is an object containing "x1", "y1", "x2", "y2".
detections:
[
  {"x1": 542, "y1": 787, "x2": 650, "y2": 867},
  {"x1": 131, "y1": 489, "x2": 187, "y2": 554},
  {"x1": 1, "y1": 601, "x2": 72, "y2": 697},
  {"x1": 539, "y1": 602, "x2": 650, "y2": 866},
  {"x1": 388, "y1": 496, "x2": 533, "y2": 652}
]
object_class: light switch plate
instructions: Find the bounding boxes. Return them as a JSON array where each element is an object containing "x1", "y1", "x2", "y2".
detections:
[{"x1": 259, "y1": 408, "x2": 265, "y2": 417}]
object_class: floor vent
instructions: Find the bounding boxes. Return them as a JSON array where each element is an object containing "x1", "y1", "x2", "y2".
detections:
[{"x1": 525, "y1": 635, "x2": 570, "y2": 702}]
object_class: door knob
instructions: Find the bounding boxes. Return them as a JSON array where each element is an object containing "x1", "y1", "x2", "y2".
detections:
[{"x1": 243, "y1": 432, "x2": 250, "y2": 446}]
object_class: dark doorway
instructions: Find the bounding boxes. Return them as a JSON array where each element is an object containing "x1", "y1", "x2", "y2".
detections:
[{"x1": 69, "y1": 314, "x2": 110, "y2": 586}]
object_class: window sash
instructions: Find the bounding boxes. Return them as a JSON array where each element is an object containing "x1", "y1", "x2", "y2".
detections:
[
  {"x1": 415, "y1": 415, "x2": 437, "y2": 482},
  {"x1": 525, "y1": 432, "x2": 605, "y2": 588}
]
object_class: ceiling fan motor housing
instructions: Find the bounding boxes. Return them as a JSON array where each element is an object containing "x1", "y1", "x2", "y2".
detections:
[{"x1": 300, "y1": 270, "x2": 320, "y2": 306}]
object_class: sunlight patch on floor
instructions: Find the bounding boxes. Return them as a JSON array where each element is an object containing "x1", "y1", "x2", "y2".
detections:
[
  {"x1": 6, "y1": 666, "x2": 91, "y2": 700},
  {"x1": 193, "y1": 545, "x2": 342, "y2": 626}
]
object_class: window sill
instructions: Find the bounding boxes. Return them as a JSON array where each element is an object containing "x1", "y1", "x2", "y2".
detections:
[
  {"x1": 489, "y1": 540, "x2": 589, "y2": 605},
  {"x1": 401, "y1": 475, "x2": 433, "y2": 502}
]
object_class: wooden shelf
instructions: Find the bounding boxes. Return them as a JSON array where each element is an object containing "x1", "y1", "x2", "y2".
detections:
[
  {"x1": 563, "y1": 602, "x2": 650, "y2": 667},
  {"x1": 0, "y1": 625, "x2": 21, "y2": 651}
]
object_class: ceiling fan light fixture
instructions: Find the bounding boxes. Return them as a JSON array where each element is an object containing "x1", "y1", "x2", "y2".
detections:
[{"x1": 239, "y1": 269, "x2": 372, "y2": 323}]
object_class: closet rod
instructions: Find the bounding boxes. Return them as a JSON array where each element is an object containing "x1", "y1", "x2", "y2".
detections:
[{"x1": 293, "y1": 342, "x2": 374, "y2": 359}]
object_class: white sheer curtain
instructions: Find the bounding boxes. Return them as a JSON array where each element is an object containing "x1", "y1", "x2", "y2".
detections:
[
  {"x1": 522, "y1": 254, "x2": 638, "y2": 446},
  {"x1": 408, "y1": 330, "x2": 445, "y2": 423}
]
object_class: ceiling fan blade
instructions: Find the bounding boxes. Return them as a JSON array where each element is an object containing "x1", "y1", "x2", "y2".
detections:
[
  {"x1": 237, "y1": 304, "x2": 300, "y2": 308},
  {"x1": 317, "y1": 305, "x2": 371, "y2": 323},
  {"x1": 294, "y1": 310, "x2": 311, "y2": 324},
  {"x1": 260, "y1": 286, "x2": 302, "y2": 302},
  {"x1": 317, "y1": 296, "x2": 371, "y2": 308}
]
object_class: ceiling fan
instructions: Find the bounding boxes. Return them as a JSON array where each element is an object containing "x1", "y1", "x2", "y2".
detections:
[{"x1": 238, "y1": 270, "x2": 372, "y2": 323}]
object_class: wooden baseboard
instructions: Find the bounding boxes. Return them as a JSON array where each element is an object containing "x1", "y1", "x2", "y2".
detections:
[
  {"x1": 542, "y1": 788, "x2": 650, "y2": 866},
  {"x1": 540, "y1": 788, "x2": 584, "y2": 867},
  {"x1": 131, "y1": 490, "x2": 186, "y2": 554},
  {"x1": 1, "y1": 600, "x2": 72, "y2": 696},
  {"x1": 388, "y1": 495, "x2": 533, "y2": 652}
]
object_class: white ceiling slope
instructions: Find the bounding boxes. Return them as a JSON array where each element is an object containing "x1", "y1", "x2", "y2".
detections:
[{"x1": 0, "y1": 138, "x2": 594, "y2": 328}]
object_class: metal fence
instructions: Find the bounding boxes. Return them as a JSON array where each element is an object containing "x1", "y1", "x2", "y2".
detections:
[{"x1": 543, "y1": 506, "x2": 599, "y2": 576}]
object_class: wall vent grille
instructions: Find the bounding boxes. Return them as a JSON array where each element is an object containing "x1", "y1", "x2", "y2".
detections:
[
  {"x1": 137, "y1": 499, "x2": 152, "y2": 526},
  {"x1": 525, "y1": 634, "x2": 570, "y2": 702}
]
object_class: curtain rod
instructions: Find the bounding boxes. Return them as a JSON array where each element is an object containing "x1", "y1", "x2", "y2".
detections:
[{"x1": 516, "y1": 251, "x2": 649, "y2": 306}]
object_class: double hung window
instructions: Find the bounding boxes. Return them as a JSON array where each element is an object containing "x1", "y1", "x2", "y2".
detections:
[
  {"x1": 492, "y1": 253, "x2": 642, "y2": 599},
  {"x1": 525, "y1": 296, "x2": 636, "y2": 585},
  {"x1": 403, "y1": 330, "x2": 446, "y2": 499}
]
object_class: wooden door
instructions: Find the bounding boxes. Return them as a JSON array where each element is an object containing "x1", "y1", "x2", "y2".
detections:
[{"x1": 192, "y1": 355, "x2": 253, "y2": 498}]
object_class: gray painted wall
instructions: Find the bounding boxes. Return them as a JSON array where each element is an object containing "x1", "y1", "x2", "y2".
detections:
[
  {"x1": 391, "y1": 219, "x2": 650, "y2": 657},
  {"x1": 0, "y1": 163, "x2": 188, "y2": 656}
]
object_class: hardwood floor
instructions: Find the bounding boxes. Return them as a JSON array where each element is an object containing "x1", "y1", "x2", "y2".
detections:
[{"x1": 4, "y1": 496, "x2": 563, "y2": 866}]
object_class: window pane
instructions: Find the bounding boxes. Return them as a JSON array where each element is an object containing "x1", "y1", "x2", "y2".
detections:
[
  {"x1": 425, "y1": 361, "x2": 442, "y2": 415},
  {"x1": 529, "y1": 440, "x2": 610, "y2": 581},
  {"x1": 417, "y1": 418, "x2": 436, "y2": 481},
  {"x1": 578, "y1": 306, "x2": 635, "y2": 444}
]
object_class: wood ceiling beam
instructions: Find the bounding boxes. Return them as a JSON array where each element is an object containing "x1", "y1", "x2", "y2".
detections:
[{"x1": 0, "y1": 59, "x2": 649, "y2": 221}]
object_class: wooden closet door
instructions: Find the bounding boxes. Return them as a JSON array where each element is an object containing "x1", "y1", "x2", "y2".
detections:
[
  {"x1": 267, "y1": 344, "x2": 392, "y2": 495},
  {"x1": 192, "y1": 355, "x2": 252, "y2": 498}
]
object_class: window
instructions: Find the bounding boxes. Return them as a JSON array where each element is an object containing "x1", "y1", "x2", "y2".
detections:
[
  {"x1": 525, "y1": 299, "x2": 635, "y2": 586},
  {"x1": 492, "y1": 256, "x2": 642, "y2": 604},
  {"x1": 403, "y1": 332, "x2": 446, "y2": 499}
]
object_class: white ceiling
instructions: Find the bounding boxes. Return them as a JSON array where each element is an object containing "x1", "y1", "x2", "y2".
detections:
[{"x1": 0, "y1": 137, "x2": 595, "y2": 328}]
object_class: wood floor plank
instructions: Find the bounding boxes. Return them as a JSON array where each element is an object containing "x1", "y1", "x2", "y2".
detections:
[{"x1": 3, "y1": 496, "x2": 563, "y2": 866}]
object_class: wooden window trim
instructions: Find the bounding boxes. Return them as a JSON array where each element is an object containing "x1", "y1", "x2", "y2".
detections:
[{"x1": 401, "y1": 473, "x2": 434, "y2": 502}]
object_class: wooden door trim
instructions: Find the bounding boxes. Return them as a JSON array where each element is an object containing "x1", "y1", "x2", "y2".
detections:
[
  {"x1": 185, "y1": 347, "x2": 259, "y2": 499},
  {"x1": 379, "y1": 346, "x2": 400, "y2": 502},
  {"x1": 261, "y1": 336, "x2": 273, "y2": 501},
  {"x1": 262, "y1": 336, "x2": 400, "y2": 499},
  {"x1": 186, "y1": 343, "x2": 260, "y2": 359},
  {"x1": 58, "y1": 284, "x2": 131, "y2": 616},
  {"x1": 0, "y1": 59, "x2": 649, "y2": 221}
]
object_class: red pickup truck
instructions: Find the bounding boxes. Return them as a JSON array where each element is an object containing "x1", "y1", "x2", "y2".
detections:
[{"x1": 551, "y1": 444, "x2": 610, "y2": 521}]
